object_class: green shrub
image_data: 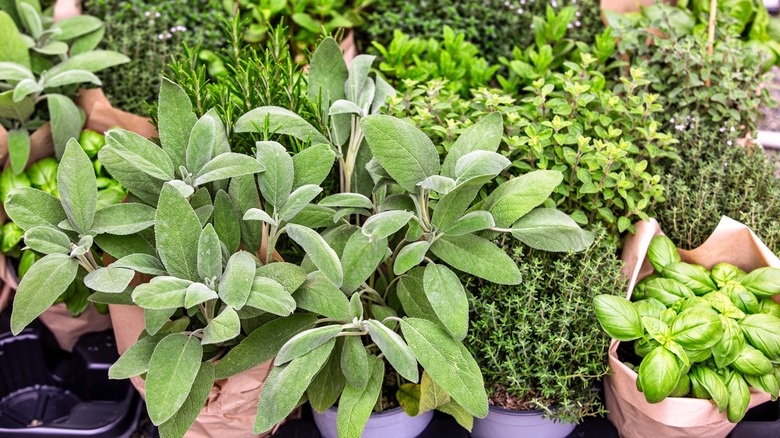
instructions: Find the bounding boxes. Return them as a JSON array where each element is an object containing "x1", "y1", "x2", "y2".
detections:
[
  {"x1": 466, "y1": 227, "x2": 624, "y2": 423},
  {"x1": 657, "y1": 128, "x2": 780, "y2": 255},
  {"x1": 83, "y1": 0, "x2": 226, "y2": 115},
  {"x1": 358, "y1": 0, "x2": 603, "y2": 66}
]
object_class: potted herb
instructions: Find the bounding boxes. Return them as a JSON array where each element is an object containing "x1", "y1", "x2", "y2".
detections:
[
  {"x1": 597, "y1": 219, "x2": 780, "y2": 438},
  {"x1": 233, "y1": 37, "x2": 592, "y2": 438},
  {"x1": 465, "y1": 226, "x2": 624, "y2": 438}
]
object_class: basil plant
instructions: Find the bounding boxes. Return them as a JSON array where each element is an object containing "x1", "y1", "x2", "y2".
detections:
[
  {"x1": 0, "y1": 2, "x2": 129, "y2": 173},
  {"x1": 595, "y1": 235, "x2": 780, "y2": 423},
  {"x1": 236, "y1": 37, "x2": 592, "y2": 437}
]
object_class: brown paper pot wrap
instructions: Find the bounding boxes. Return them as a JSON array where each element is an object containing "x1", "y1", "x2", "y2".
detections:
[
  {"x1": 605, "y1": 216, "x2": 780, "y2": 438},
  {"x1": 109, "y1": 304, "x2": 277, "y2": 438}
]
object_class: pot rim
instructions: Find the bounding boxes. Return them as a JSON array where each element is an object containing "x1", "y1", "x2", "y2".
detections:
[
  {"x1": 322, "y1": 405, "x2": 425, "y2": 418},
  {"x1": 486, "y1": 404, "x2": 548, "y2": 416}
]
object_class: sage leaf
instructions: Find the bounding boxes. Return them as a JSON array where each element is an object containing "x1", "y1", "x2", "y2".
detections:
[
  {"x1": 366, "y1": 320, "x2": 418, "y2": 382},
  {"x1": 336, "y1": 355, "x2": 384, "y2": 438},
  {"x1": 243, "y1": 208, "x2": 275, "y2": 226},
  {"x1": 482, "y1": 170, "x2": 562, "y2": 228},
  {"x1": 253, "y1": 339, "x2": 335, "y2": 433},
  {"x1": 157, "y1": 78, "x2": 196, "y2": 169},
  {"x1": 197, "y1": 224, "x2": 222, "y2": 282},
  {"x1": 202, "y1": 306, "x2": 240, "y2": 345},
  {"x1": 430, "y1": 234, "x2": 521, "y2": 285},
  {"x1": 454, "y1": 150, "x2": 510, "y2": 182},
  {"x1": 397, "y1": 268, "x2": 441, "y2": 324},
  {"x1": 236, "y1": 106, "x2": 329, "y2": 145},
  {"x1": 229, "y1": 175, "x2": 263, "y2": 252},
  {"x1": 275, "y1": 325, "x2": 343, "y2": 365},
  {"x1": 10, "y1": 254, "x2": 78, "y2": 334},
  {"x1": 401, "y1": 318, "x2": 488, "y2": 418},
  {"x1": 146, "y1": 334, "x2": 203, "y2": 425},
  {"x1": 740, "y1": 314, "x2": 780, "y2": 360},
  {"x1": 308, "y1": 38, "x2": 347, "y2": 115},
  {"x1": 58, "y1": 140, "x2": 97, "y2": 234},
  {"x1": 255, "y1": 262, "x2": 308, "y2": 294},
  {"x1": 215, "y1": 314, "x2": 317, "y2": 379},
  {"x1": 112, "y1": 254, "x2": 166, "y2": 276},
  {"x1": 647, "y1": 235, "x2": 680, "y2": 274},
  {"x1": 145, "y1": 308, "x2": 177, "y2": 335},
  {"x1": 255, "y1": 141, "x2": 293, "y2": 208},
  {"x1": 159, "y1": 362, "x2": 214, "y2": 438},
  {"x1": 97, "y1": 146, "x2": 164, "y2": 205},
  {"x1": 670, "y1": 307, "x2": 723, "y2": 349},
  {"x1": 361, "y1": 210, "x2": 414, "y2": 240},
  {"x1": 48, "y1": 94, "x2": 83, "y2": 158},
  {"x1": 213, "y1": 191, "x2": 240, "y2": 252},
  {"x1": 108, "y1": 334, "x2": 165, "y2": 379},
  {"x1": 418, "y1": 175, "x2": 456, "y2": 194},
  {"x1": 741, "y1": 267, "x2": 780, "y2": 298},
  {"x1": 510, "y1": 208, "x2": 589, "y2": 252},
  {"x1": 103, "y1": 129, "x2": 175, "y2": 181},
  {"x1": 286, "y1": 224, "x2": 343, "y2": 287},
  {"x1": 184, "y1": 283, "x2": 218, "y2": 308},
  {"x1": 361, "y1": 115, "x2": 441, "y2": 192},
  {"x1": 91, "y1": 203, "x2": 155, "y2": 235},
  {"x1": 193, "y1": 153, "x2": 265, "y2": 187},
  {"x1": 593, "y1": 295, "x2": 644, "y2": 341},
  {"x1": 84, "y1": 267, "x2": 134, "y2": 293},
  {"x1": 218, "y1": 251, "x2": 256, "y2": 309},
  {"x1": 8, "y1": 128, "x2": 30, "y2": 175},
  {"x1": 444, "y1": 211, "x2": 495, "y2": 236},
  {"x1": 419, "y1": 371, "x2": 451, "y2": 413},
  {"x1": 394, "y1": 241, "x2": 431, "y2": 275},
  {"x1": 431, "y1": 175, "x2": 492, "y2": 229},
  {"x1": 294, "y1": 271, "x2": 350, "y2": 320},
  {"x1": 5, "y1": 187, "x2": 66, "y2": 231},
  {"x1": 155, "y1": 184, "x2": 201, "y2": 281},
  {"x1": 23, "y1": 225, "x2": 70, "y2": 255},
  {"x1": 245, "y1": 276, "x2": 296, "y2": 316},
  {"x1": 280, "y1": 184, "x2": 322, "y2": 222},
  {"x1": 308, "y1": 341, "x2": 346, "y2": 413},
  {"x1": 185, "y1": 113, "x2": 216, "y2": 173},
  {"x1": 423, "y1": 263, "x2": 468, "y2": 340},
  {"x1": 47, "y1": 50, "x2": 129, "y2": 76},
  {"x1": 441, "y1": 112, "x2": 503, "y2": 178},
  {"x1": 341, "y1": 231, "x2": 388, "y2": 293},
  {"x1": 347, "y1": 54, "x2": 375, "y2": 102},
  {"x1": 319, "y1": 193, "x2": 374, "y2": 210},
  {"x1": 132, "y1": 277, "x2": 192, "y2": 309},
  {"x1": 292, "y1": 144, "x2": 336, "y2": 189},
  {"x1": 341, "y1": 335, "x2": 370, "y2": 388},
  {"x1": 638, "y1": 346, "x2": 682, "y2": 403}
]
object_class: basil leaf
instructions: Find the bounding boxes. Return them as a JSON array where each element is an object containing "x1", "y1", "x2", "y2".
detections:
[
  {"x1": 726, "y1": 371, "x2": 751, "y2": 423},
  {"x1": 593, "y1": 295, "x2": 644, "y2": 341},
  {"x1": 712, "y1": 316, "x2": 745, "y2": 368},
  {"x1": 663, "y1": 262, "x2": 717, "y2": 295},
  {"x1": 711, "y1": 262, "x2": 746, "y2": 288},
  {"x1": 645, "y1": 278, "x2": 695, "y2": 307},
  {"x1": 741, "y1": 267, "x2": 780, "y2": 298},
  {"x1": 670, "y1": 308, "x2": 722, "y2": 349},
  {"x1": 638, "y1": 346, "x2": 682, "y2": 403},
  {"x1": 692, "y1": 366, "x2": 728, "y2": 412},
  {"x1": 646, "y1": 235, "x2": 680, "y2": 274},
  {"x1": 732, "y1": 344, "x2": 773, "y2": 376},
  {"x1": 740, "y1": 314, "x2": 780, "y2": 360}
]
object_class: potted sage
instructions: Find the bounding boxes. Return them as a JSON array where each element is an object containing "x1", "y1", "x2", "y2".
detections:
[{"x1": 233, "y1": 37, "x2": 592, "y2": 438}]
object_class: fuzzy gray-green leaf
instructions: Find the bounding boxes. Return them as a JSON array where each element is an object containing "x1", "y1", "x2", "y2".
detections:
[
  {"x1": 202, "y1": 306, "x2": 240, "y2": 345},
  {"x1": 197, "y1": 224, "x2": 222, "y2": 282},
  {"x1": 337, "y1": 355, "x2": 384, "y2": 438},
  {"x1": 157, "y1": 78, "x2": 196, "y2": 169},
  {"x1": 510, "y1": 208, "x2": 589, "y2": 252},
  {"x1": 294, "y1": 271, "x2": 350, "y2": 320},
  {"x1": 423, "y1": 264, "x2": 468, "y2": 340},
  {"x1": 255, "y1": 141, "x2": 293, "y2": 208},
  {"x1": 275, "y1": 325, "x2": 343, "y2": 366},
  {"x1": 155, "y1": 184, "x2": 201, "y2": 281},
  {"x1": 286, "y1": 224, "x2": 343, "y2": 287},
  {"x1": 132, "y1": 277, "x2": 192, "y2": 309},
  {"x1": 84, "y1": 267, "x2": 135, "y2": 293},
  {"x1": 235, "y1": 106, "x2": 329, "y2": 145},
  {"x1": 145, "y1": 333, "x2": 203, "y2": 425},
  {"x1": 58, "y1": 140, "x2": 97, "y2": 234},
  {"x1": 482, "y1": 170, "x2": 563, "y2": 228},
  {"x1": 441, "y1": 112, "x2": 503, "y2": 179},
  {"x1": 245, "y1": 276, "x2": 296, "y2": 316},
  {"x1": 91, "y1": 203, "x2": 156, "y2": 235},
  {"x1": 430, "y1": 234, "x2": 521, "y2": 285},
  {"x1": 10, "y1": 253, "x2": 78, "y2": 334},
  {"x1": 366, "y1": 319, "x2": 419, "y2": 382},
  {"x1": 218, "y1": 251, "x2": 256, "y2": 309}
]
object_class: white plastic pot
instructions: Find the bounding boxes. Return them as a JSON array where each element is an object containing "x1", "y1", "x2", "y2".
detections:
[
  {"x1": 471, "y1": 405, "x2": 576, "y2": 438},
  {"x1": 312, "y1": 406, "x2": 433, "y2": 438}
]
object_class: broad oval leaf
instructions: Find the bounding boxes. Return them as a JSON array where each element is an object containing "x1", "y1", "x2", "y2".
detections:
[
  {"x1": 670, "y1": 308, "x2": 723, "y2": 349},
  {"x1": 319, "y1": 193, "x2": 373, "y2": 210},
  {"x1": 202, "y1": 306, "x2": 240, "y2": 345},
  {"x1": 341, "y1": 334, "x2": 370, "y2": 388},
  {"x1": 218, "y1": 251, "x2": 256, "y2": 309},
  {"x1": 366, "y1": 320, "x2": 419, "y2": 382},
  {"x1": 292, "y1": 143, "x2": 336, "y2": 190},
  {"x1": 294, "y1": 271, "x2": 351, "y2": 320},
  {"x1": 286, "y1": 224, "x2": 343, "y2": 287},
  {"x1": 255, "y1": 141, "x2": 293, "y2": 209},
  {"x1": 740, "y1": 314, "x2": 780, "y2": 361},
  {"x1": 132, "y1": 277, "x2": 192, "y2": 309},
  {"x1": 108, "y1": 334, "x2": 165, "y2": 380},
  {"x1": 430, "y1": 234, "x2": 521, "y2": 285},
  {"x1": 186, "y1": 113, "x2": 216, "y2": 173},
  {"x1": 454, "y1": 150, "x2": 511, "y2": 182},
  {"x1": 280, "y1": 184, "x2": 322, "y2": 222},
  {"x1": 111, "y1": 254, "x2": 166, "y2": 276},
  {"x1": 361, "y1": 115, "x2": 440, "y2": 192},
  {"x1": 84, "y1": 266, "x2": 134, "y2": 293},
  {"x1": 394, "y1": 241, "x2": 431, "y2": 275},
  {"x1": 510, "y1": 208, "x2": 590, "y2": 252},
  {"x1": 361, "y1": 210, "x2": 414, "y2": 240},
  {"x1": 145, "y1": 334, "x2": 203, "y2": 425},
  {"x1": 639, "y1": 347, "x2": 682, "y2": 403},
  {"x1": 10, "y1": 254, "x2": 79, "y2": 334},
  {"x1": 647, "y1": 235, "x2": 680, "y2": 274},
  {"x1": 444, "y1": 211, "x2": 495, "y2": 236},
  {"x1": 245, "y1": 276, "x2": 296, "y2": 316},
  {"x1": 275, "y1": 325, "x2": 343, "y2": 366},
  {"x1": 482, "y1": 170, "x2": 563, "y2": 228},
  {"x1": 401, "y1": 318, "x2": 488, "y2": 418},
  {"x1": 193, "y1": 153, "x2": 265, "y2": 187},
  {"x1": 235, "y1": 106, "x2": 329, "y2": 145},
  {"x1": 336, "y1": 355, "x2": 384, "y2": 438},
  {"x1": 58, "y1": 140, "x2": 97, "y2": 234},
  {"x1": 340, "y1": 231, "x2": 388, "y2": 293},
  {"x1": 155, "y1": 184, "x2": 202, "y2": 281},
  {"x1": 423, "y1": 264, "x2": 468, "y2": 340},
  {"x1": 104, "y1": 129, "x2": 175, "y2": 181},
  {"x1": 741, "y1": 267, "x2": 780, "y2": 298},
  {"x1": 5, "y1": 187, "x2": 66, "y2": 231},
  {"x1": 593, "y1": 295, "x2": 644, "y2": 341},
  {"x1": 23, "y1": 225, "x2": 70, "y2": 255},
  {"x1": 184, "y1": 283, "x2": 218, "y2": 308},
  {"x1": 197, "y1": 224, "x2": 222, "y2": 282},
  {"x1": 91, "y1": 203, "x2": 156, "y2": 235},
  {"x1": 157, "y1": 78, "x2": 197, "y2": 169},
  {"x1": 441, "y1": 112, "x2": 503, "y2": 178},
  {"x1": 158, "y1": 362, "x2": 215, "y2": 438}
]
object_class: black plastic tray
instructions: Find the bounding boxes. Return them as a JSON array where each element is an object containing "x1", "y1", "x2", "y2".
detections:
[{"x1": 0, "y1": 310, "x2": 143, "y2": 437}]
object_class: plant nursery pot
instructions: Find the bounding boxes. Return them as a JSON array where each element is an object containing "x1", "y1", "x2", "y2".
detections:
[
  {"x1": 0, "y1": 311, "x2": 142, "y2": 437},
  {"x1": 312, "y1": 406, "x2": 434, "y2": 438},
  {"x1": 471, "y1": 405, "x2": 576, "y2": 438}
]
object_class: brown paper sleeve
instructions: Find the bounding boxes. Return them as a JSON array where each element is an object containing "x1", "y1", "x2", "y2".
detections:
[{"x1": 606, "y1": 216, "x2": 780, "y2": 438}]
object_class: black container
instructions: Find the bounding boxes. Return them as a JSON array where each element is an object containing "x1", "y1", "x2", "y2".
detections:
[
  {"x1": 0, "y1": 310, "x2": 142, "y2": 437},
  {"x1": 728, "y1": 399, "x2": 780, "y2": 438}
]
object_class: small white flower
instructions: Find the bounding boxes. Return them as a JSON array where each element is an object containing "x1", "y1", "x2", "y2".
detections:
[
  {"x1": 551, "y1": 0, "x2": 557, "y2": 7},
  {"x1": 727, "y1": 140, "x2": 733, "y2": 146},
  {"x1": 567, "y1": 23, "x2": 572, "y2": 28},
  {"x1": 165, "y1": 32, "x2": 172, "y2": 39},
  {"x1": 730, "y1": 126, "x2": 735, "y2": 132},
  {"x1": 170, "y1": 27, "x2": 177, "y2": 32},
  {"x1": 719, "y1": 127, "x2": 726, "y2": 133},
  {"x1": 177, "y1": 25, "x2": 187, "y2": 32},
  {"x1": 575, "y1": 21, "x2": 581, "y2": 26},
  {"x1": 518, "y1": 8, "x2": 523, "y2": 13},
  {"x1": 520, "y1": 0, "x2": 525, "y2": 4},
  {"x1": 576, "y1": 11, "x2": 580, "y2": 16},
  {"x1": 504, "y1": 1, "x2": 509, "y2": 5},
  {"x1": 530, "y1": 24, "x2": 534, "y2": 29},
  {"x1": 157, "y1": 33, "x2": 164, "y2": 40},
  {"x1": 155, "y1": 11, "x2": 161, "y2": 17},
  {"x1": 670, "y1": 118, "x2": 675, "y2": 123},
  {"x1": 144, "y1": 11, "x2": 150, "y2": 17}
]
